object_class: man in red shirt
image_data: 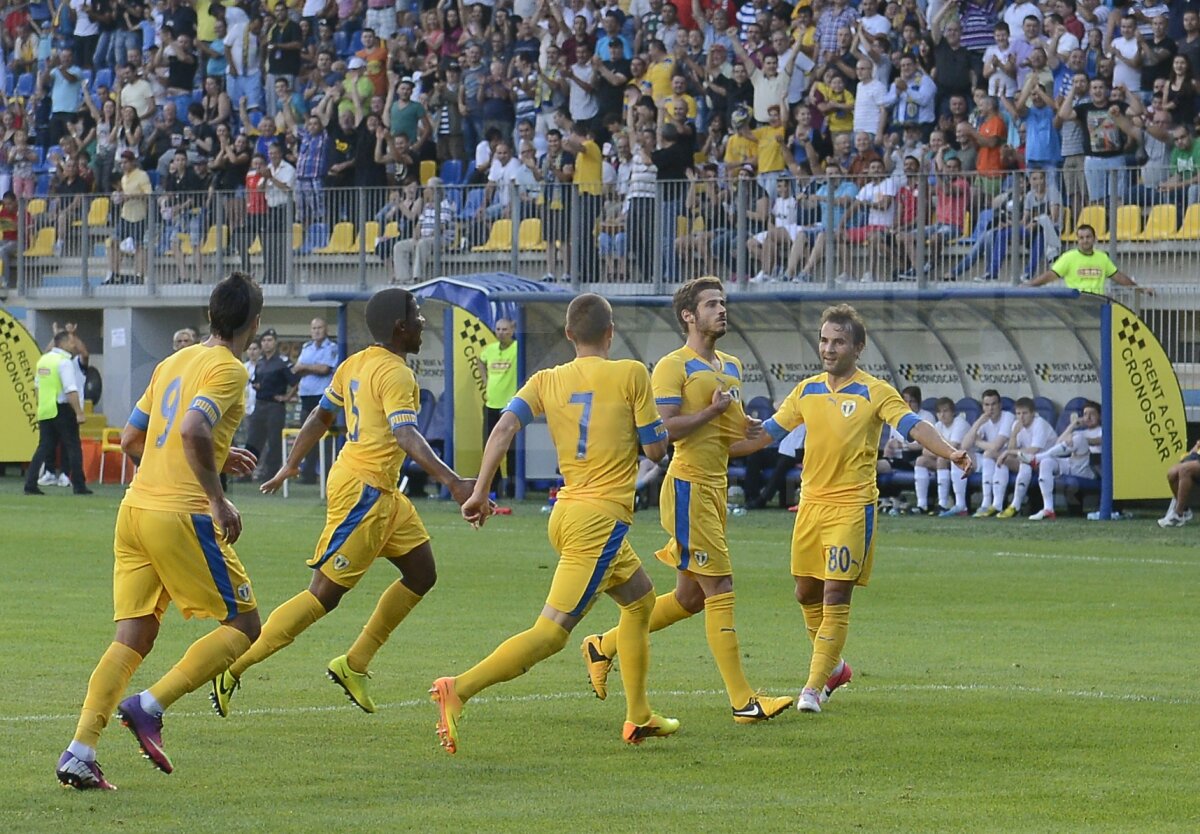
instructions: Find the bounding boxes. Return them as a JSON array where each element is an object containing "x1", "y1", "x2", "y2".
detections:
[
  {"x1": 0, "y1": 190, "x2": 19, "y2": 287},
  {"x1": 237, "y1": 153, "x2": 268, "y2": 272},
  {"x1": 963, "y1": 90, "x2": 1006, "y2": 192}
]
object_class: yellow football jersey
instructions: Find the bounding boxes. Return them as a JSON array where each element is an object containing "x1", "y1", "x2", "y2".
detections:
[
  {"x1": 653, "y1": 346, "x2": 746, "y2": 488},
  {"x1": 765, "y1": 370, "x2": 920, "y2": 506},
  {"x1": 124, "y1": 343, "x2": 248, "y2": 513},
  {"x1": 506, "y1": 356, "x2": 665, "y2": 523},
  {"x1": 320, "y1": 345, "x2": 420, "y2": 491}
]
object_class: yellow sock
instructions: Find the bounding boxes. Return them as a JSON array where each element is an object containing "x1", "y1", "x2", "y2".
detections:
[
  {"x1": 346, "y1": 581, "x2": 422, "y2": 673},
  {"x1": 455, "y1": 616, "x2": 568, "y2": 702},
  {"x1": 805, "y1": 604, "x2": 850, "y2": 691},
  {"x1": 598, "y1": 591, "x2": 694, "y2": 658},
  {"x1": 801, "y1": 603, "x2": 824, "y2": 646},
  {"x1": 704, "y1": 592, "x2": 754, "y2": 709},
  {"x1": 74, "y1": 642, "x2": 143, "y2": 748},
  {"x1": 615, "y1": 590, "x2": 655, "y2": 725},
  {"x1": 228, "y1": 591, "x2": 326, "y2": 679},
  {"x1": 148, "y1": 625, "x2": 251, "y2": 711}
]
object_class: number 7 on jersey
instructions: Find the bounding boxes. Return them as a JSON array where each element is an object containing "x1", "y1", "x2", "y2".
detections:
[{"x1": 569, "y1": 392, "x2": 593, "y2": 460}]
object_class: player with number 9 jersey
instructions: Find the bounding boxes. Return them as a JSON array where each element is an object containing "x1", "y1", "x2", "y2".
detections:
[{"x1": 118, "y1": 342, "x2": 255, "y2": 622}]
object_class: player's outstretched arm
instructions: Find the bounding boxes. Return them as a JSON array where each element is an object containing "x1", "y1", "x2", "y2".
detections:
[
  {"x1": 393, "y1": 424, "x2": 476, "y2": 508},
  {"x1": 260, "y1": 405, "x2": 336, "y2": 493},
  {"x1": 462, "y1": 411, "x2": 521, "y2": 526},
  {"x1": 911, "y1": 420, "x2": 974, "y2": 475},
  {"x1": 180, "y1": 410, "x2": 244, "y2": 544}
]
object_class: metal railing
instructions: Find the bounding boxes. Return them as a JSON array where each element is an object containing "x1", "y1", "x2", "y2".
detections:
[{"x1": 12, "y1": 166, "x2": 1200, "y2": 298}]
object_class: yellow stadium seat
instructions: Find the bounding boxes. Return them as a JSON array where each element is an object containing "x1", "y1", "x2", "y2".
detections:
[
  {"x1": 1172, "y1": 204, "x2": 1200, "y2": 239},
  {"x1": 249, "y1": 235, "x2": 263, "y2": 255},
  {"x1": 363, "y1": 221, "x2": 380, "y2": 247},
  {"x1": 518, "y1": 218, "x2": 547, "y2": 250},
  {"x1": 1137, "y1": 205, "x2": 1177, "y2": 241},
  {"x1": 292, "y1": 223, "x2": 304, "y2": 251},
  {"x1": 472, "y1": 219, "x2": 512, "y2": 252},
  {"x1": 1115, "y1": 205, "x2": 1141, "y2": 241},
  {"x1": 1062, "y1": 205, "x2": 1106, "y2": 242},
  {"x1": 419, "y1": 160, "x2": 437, "y2": 184},
  {"x1": 74, "y1": 196, "x2": 111, "y2": 228},
  {"x1": 24, "y1": 227, "x2": 55, "y2": 256},
  {"x1": 200, "y1": 225, "x2": 228, "y2": 254},
  {"x1": 26, "y1": 198, "x2": 46, "y2": 216},
  {"x1": 177, "y1": 233, "x2": 193, "y2": 254},
  {"x1": 384, "y1": 221, "x2": 400, "y2": 239},
  {"x1": 315, "y1": 222, "x2": 357, "y2": 254},
  {"x1": 691, "y1": 215, "x2": 706, "y2": 233},
  {"x1": 675, "y1": 215, "x2": 689, "y2": 236}
]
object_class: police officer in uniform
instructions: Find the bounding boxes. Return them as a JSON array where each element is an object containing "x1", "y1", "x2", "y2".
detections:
[
  {"x1": 25, "y1": 330, "x2": 91, "y2": 495},
  {"x1": 245, "y1": 327, "x2": 297, "y2": 480},
  {"x1": 293, "y1": 317, "x2": 339, "y2": 484}
]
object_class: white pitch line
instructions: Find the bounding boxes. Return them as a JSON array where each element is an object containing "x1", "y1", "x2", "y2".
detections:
[
  {"x1": 882, "y1": 545, "x2": 1196, "y2": 567},
  {"x1": 5, "y1": 682, "x2": 1196, "y2": 725}
]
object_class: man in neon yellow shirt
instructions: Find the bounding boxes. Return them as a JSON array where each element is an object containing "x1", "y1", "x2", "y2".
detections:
[
  {"x1": 477, "y1": 318, "x2": 519, "y2": 498},
  {"x1": 1028, "y1": 224, "x2": 1147, "y2": 295}
]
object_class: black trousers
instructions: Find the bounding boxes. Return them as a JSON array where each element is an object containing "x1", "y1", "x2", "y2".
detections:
[
  {"x1": 25, "y1": 404, "x2": 86, "y2": 491},
  {"x1": 299, "y1": 394, "x2": 333, "y2": 480},
  {"x1": 264, "y1": 206, "x2": 289, "y2": 284},
  {"x1": 245, "y1": 400, "x2": 287, "y2": 479},
  {"x1": 485, "y1": 405, "x2": 516, "y2": 498}
]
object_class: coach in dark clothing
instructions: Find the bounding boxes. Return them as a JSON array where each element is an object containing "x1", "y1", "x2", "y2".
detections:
[{"x1": 245, "y1": 327, "x2": 296, "y2": 480}]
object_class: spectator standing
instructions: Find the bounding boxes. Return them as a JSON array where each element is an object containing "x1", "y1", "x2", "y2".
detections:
[
  {"x1": 1057, "y1": 77, "x2": 1142, "y2": 204},
  {"x1": 356, "y1": 27, "x2": 389, "y2": 97},
  {"x1": 880, "y1": 55, "x2": 937, "y2": 135},
  {"x1": 224, "y1": 13, "x2": 264, "y2": 115},
  {"x1": 294, "y1": 317, "x2": 339, "y2": 484},
  {"x1": 265, "y1": 4, "x2": 302, "y2": 118},
  {"x1": 24, "y1": 329, "x2": 91, "y2": 496},
  {"x1": 154, "y1": 32, "x2": 198, "y2": 117},
  {"x1": 562, "y1": 116, "x2": 603, "y2": 282},
  {"x1": 388, "y1": 74, "x2": 432, "y2": 148},
  {"x1": 392, "y1": 177, "x2": 455, "y2": 284},
  {"x1": 72, "y1": 0, "x2": 101, "y2": 69},
  {"x1": 117, "y1": 61, "x2": 156, "y2": 121},
  {"x1": 0, "y1": 190, "x2": 19, "y2": 287},
  {"x1": 565, "y1": 41, "x2": 600, "y2": 133},
  {"x1": 106, "y1": 150, "x2": 151, "y2": 284},
  {"x1": 852, "y1": 59, "x2": 887, "y2": 140},
  {"x1": 476, "y1": 317, "x2": 519, "y2": 499},
  {"x1": 262, "y1": 141, "x2": 295, "y2": 285},
  {"x1": 295, "y1": 114, "x2": 329, "y2": 225},
  {"x1": 244, "y1": 327, "x2": 296, "y2": 481},
  {"x1": 931, "y1": 18, "x2": 976, "y2": 114},
  {"x1": 44, "y1": 48, "x2": 84, "y2": 148}
]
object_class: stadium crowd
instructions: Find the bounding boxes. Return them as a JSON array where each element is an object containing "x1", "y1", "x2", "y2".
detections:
[{"x1": 1, "y1": 0, "x2": 1199, "y2": 285}]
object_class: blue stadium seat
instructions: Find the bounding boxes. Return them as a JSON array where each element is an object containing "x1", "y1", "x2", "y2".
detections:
[
  {"x1": 955, "y1": 397, "x2": 981, "y2": 426},
  {"x1": 349, "y1": 31, "x2": 364, "y2": 54},
  {"x1": 146, "y1": 170, "x2": 159, "y2": 188},
  {"x1": 35, "y1": 174, "x2": 51, "y2": 195},
  {"x1": 1062, "y1": 395, "x2": 1089, "y2": 416},
  {"x1": 440, "y1": 159, "x2": 464, "y2": 185},
  {"x1": 333, "y1": 30, "x2": 350, "y2": 57},
  {"x1": 3, "y1": 75, "x2": 12, "y2": 96},
  {"x1": 999, "y1": 396, "x2": 1015, "y2": 412},
  {"x1": 458, "y1": 187, "x2": 485, "y2": 219},
  {"x1": 464, "y1": 160, "x2": 477, "y2": 181},
  {"x1": 1055, "y1": 396, "x2": 1091, "y2": 434},
  {"x1": 301, "y1": 222, "x2": 329, "y2": 254},
  {"x1": 79, "y1": 69, "x2": 93, "y2": 89},
  {"x1": 92, "y1": 67, "x2": 114, "y2": 91},
  {"x1": 1033, "y1": 396, "x2": 1057, "y2": 428},
  {"x1": 15, "y1": 73, "x2": 34, "y2": 98},
  {"x1": 416, "y1": 388, "x2": 437, "y2": 435},
  {"x1": 38, "y1": 146, "x2": 59, "y2": 173},
  {"x1": 921, "y1": 397, "x2": 937, "y2": 414},
  {"x1": 745, "y1": 395, "x2": 773, "y2": 423}
]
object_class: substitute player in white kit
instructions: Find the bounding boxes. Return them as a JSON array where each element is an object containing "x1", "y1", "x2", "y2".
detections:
[
  {"x1": 1026, "y1": 401, "x2": 1102, "y2": 520},
  {"x1": 962, "y1": 389, "x2": 1017, "y2": 517},
  {"x1": 994, "y1": 398, "x2": 1057, "y2": 518}
]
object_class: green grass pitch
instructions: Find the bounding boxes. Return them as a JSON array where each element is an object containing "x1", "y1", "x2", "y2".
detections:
[{"x1": 2, "y1": 480, "x2": 1198, "y2": 833}]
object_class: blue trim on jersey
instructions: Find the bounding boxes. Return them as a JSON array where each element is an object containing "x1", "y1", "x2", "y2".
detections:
[
  {"x1": 763, "y1": 418, "x2": 788, "y2": 442},
  {"x1": 503, "y1": 396, "x2": 535, "y2": 428},
  {"x1": 674, "y1": 479, "x2": 692, "y2": 570},
  {"x1": 188, "y1": 396, "x2": 221, "y2": 427},
  {"x1": 896, "y1": 412, "x2": 921, "y2": 441},
  {"x1": 722, "y1": 361, "x2": 740, "y2": 379},
  {"x1": 841, "y1": 382, "x2": 871, "y2": 400},
  {"x1": 683, "y1": 358, "x2": 712, "y2": 377},
  {"x1": 190, "y1": 514, "x2": 238, "y2": 621},
  {"x1": 568, "y1": 520, "x2": 630, "y2": 617},
  {"x1": 128, "y1": 407, "x2": 150, "y2": 431},
  {"x1": 655, "y1": 396, "x2": 683, "y2": 406},
  {"x1": 637, "y1": 419, "x2": 666, "y2": 445},
  {"x1": 864, "y1": 503, "x2": 876, "y2": 555},
  {"x1": 318, "y1": 394, "x2": 342, "y2": 413},
  {"x1": 801, "y1": 381, "x2": 830, "y2": 397},
  {"x1": 311, "y1": 484, "x2": 382, "y2": 569}
]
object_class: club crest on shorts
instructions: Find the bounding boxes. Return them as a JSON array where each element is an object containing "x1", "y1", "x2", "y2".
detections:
[
  {"x1": 693, "y1": 550, "x2": 709, "y2": 567},
  {"x1": 333, "y1": 554, "x2": 349, "y2": 571},
  {"x1": 841, "y1": 400, "x2": 857, "y2": 417},
  {"x1": 236, "y1": 583, "x2": 252, "y2": 602}
]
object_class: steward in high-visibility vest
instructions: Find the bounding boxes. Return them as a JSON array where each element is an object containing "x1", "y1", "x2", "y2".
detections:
[{"x1": 24, "y1": 330, "x2": 91, "y2": 495}]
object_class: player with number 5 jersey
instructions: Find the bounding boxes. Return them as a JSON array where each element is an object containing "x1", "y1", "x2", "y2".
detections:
[
  {"x1": 211, "y1": 288, "x2": 478, "y2": 720},
  {"x1": 57, "y1": 273, "x2": 266, "y2": 791}
]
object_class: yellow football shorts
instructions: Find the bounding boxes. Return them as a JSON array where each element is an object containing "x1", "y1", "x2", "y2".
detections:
[
  {"x1": 791, "y1": 501, "x2": 877, "y2": 586},
  {"x1": 307, "y1": 466, "x2": 430, "y2": 589},
  {"x1": 545, "y1": 500, "x2": 641, "y2": 617},
  {"x1": 654, "y1": 474, "x2": 731, "y2": 576},
  {"x1": 113, "y1": 504, "x2": 256, "y2": 622}
]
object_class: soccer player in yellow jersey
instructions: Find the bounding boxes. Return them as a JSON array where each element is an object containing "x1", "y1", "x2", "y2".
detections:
[
  {"x1": 211, "y1": 288, "x2": 476, "y2": 717},
  {"x1": 430, "y1": 294, "x2": 678, "y2": 754},
  {"x1": 56, "y1": 273, "x2": 265, "y2": 790},
  {"x1": 747, "y1": 304, "x2": 972, "y2": 714},
  {"x1": 581, "y1": 277, "x2": 793, "y2": 724}
]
